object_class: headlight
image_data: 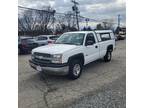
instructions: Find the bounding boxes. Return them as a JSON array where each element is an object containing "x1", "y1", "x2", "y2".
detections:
[{"x1": 51, "y1": 54, "x2": 62, "y2": 63}]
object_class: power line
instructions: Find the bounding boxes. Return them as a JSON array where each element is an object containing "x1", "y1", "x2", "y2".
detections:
[
  {"x1": 18, "y1": 6, "x2": 109, "y2": 22},
  {"x1": 19, "y1": 6, "x2": 65, "y2": 15}
]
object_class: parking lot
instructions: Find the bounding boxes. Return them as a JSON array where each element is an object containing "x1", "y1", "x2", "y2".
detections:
[{"x1": 18, "y1": 40, "x2": 126, "y2": 108}]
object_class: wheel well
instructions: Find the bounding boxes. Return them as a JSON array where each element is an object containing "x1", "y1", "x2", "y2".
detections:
[
  {"x1": 107, "y1": 45, "x2": 113, "y2": 52},
  {"x1": 68, "y1": 53, "x2": 84, "y2": 65}
]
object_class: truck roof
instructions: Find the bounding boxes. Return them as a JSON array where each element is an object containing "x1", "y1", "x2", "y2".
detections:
[{"x1": 94, "y1": 30, "x2": 113, "y2": 33}]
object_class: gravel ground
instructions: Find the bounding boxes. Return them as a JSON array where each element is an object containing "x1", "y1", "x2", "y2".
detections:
[
  {"x1": 18, "y1": 40, "x2": 126, "y2": 108},
  {"x1": 68, "y1": 75, "x2": 126, "y2": 108}
]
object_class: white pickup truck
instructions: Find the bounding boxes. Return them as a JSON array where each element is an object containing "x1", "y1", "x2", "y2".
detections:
[{"x1": 29, "y1": 30, "x2": 115, "y2": 79}]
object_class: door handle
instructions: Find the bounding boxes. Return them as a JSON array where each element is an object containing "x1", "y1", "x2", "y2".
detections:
[{"x1": 95, "y1": 45, "x2": 98, "y2": 48}]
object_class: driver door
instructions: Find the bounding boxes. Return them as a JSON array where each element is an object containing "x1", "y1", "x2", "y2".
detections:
[{"x1": 84, "y1": 33, "x2": 100, "y2": 64}]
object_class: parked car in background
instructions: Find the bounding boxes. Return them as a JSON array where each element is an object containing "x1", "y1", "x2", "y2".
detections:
[
  {"x1": 18, "y1": 36, "x2": 38, "y2": 54},
  {"x1": 35, "y1": 35, "x2": 60, "y2": 46},
  {"x1": 115, "y1": 27, "x2": 126, "y2": 40},
  {"x1": 117, "y1": 30, "x2": 126, "y2": 40}
]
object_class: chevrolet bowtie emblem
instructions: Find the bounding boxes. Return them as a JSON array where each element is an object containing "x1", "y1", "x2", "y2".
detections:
[{"x1": 38, "y1": 56, "x2": 43, "y2": 59}]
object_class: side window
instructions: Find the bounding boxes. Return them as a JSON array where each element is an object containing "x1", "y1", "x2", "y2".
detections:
[
  {"x1": 100, "y1": 33, "x2": 111, "y2": 41},
  {"x1": 85, "y1": 33, "x2": 96, "y2": 46}
]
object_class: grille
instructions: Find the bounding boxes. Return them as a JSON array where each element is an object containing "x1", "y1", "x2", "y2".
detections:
[
  {"x1": 33, "y1": 52, "x2": 52, "y2": 64},
  {"x1": 34, "y1": 52, "x2": 51, "y2": 58}
]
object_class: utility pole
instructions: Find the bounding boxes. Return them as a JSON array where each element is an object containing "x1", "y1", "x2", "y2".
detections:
[
  {"x1": 71, "y1": 0, "x2": 80, "y2": 30},
  {"x1": 118, "y1": 14, "x2": 120, "y2": 27},
  {"x1": 52, "y1": 10, "x2": 56, "y2": 35}
]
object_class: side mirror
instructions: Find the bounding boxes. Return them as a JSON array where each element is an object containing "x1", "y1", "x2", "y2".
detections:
[{"x1": 85, "y1": 40, "x2": 94, "y2": 46}]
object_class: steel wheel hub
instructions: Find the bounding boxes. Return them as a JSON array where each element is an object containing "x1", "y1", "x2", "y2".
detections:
[{"x1": 73, "y1": 64, "x2": 81, "y2": 76}]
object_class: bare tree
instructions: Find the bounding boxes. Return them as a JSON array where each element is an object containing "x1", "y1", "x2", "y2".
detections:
[
  {"x1": 18, "y1": 6, "x2": 55, "y2": 36},
  {"x1": 32, "y1": 6, "x2": 55, "y2": 33}
]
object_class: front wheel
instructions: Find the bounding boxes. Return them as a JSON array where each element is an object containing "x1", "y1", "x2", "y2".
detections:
[
  {"x1": 68, "y1": 60, "x2": 83, "y2": 80},
  {"x1": 104, "y1": 51, "x2": 112, "y2": 62}
]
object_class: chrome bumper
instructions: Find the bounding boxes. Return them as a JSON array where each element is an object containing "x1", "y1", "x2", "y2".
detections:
[{"x1": 29, "y1": 60, "x2": 69, "y2": 75}]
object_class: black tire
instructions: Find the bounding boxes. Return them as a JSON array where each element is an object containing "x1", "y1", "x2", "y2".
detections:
[
  {"x1": 104, "y1": 51, "x2": 112, "y2": 62},
  {"x1": 68, "y1": 60, "x2": 83, "y2": 80}
]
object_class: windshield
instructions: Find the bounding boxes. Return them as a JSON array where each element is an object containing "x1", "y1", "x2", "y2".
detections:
[{"x1": 55, "y1": 33, "x2": 85, "y2": 45}]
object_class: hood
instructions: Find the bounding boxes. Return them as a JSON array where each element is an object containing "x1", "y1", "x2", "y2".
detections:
[{"x1": 32, "y1": 44, "x2": 78, "y2": 54}]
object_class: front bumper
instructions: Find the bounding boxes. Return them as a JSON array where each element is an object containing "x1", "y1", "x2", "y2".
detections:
[{"x1": 29, "y1": 60, "x2": 69, "y2": 75}]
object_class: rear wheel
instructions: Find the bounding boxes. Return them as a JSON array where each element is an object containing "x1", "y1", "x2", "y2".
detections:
[
  {"x1": 68, "y1": 60, "x2": 83, "y2": 80},
  {"x1": 104, "y1": 51, "x2": 112, "y2": 62}
]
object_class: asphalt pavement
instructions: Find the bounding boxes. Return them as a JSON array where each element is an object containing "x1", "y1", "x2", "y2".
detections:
[{"x1": 18, "y1": 40, "x2": 126, "y2": 108}]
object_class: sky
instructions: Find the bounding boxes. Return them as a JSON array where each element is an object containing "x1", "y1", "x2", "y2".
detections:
[{"x1": 18, "y1": 0, "x2": 126, "y2": 26}]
